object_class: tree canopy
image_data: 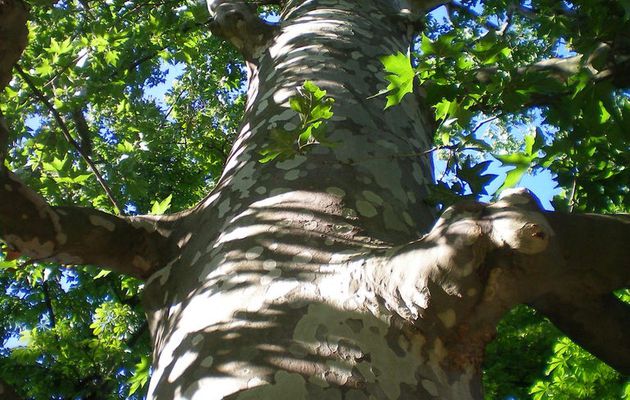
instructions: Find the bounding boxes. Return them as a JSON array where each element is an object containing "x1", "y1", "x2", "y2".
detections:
[{"x1": 0, "y1": 0, "x2": 629, "y2": 398}]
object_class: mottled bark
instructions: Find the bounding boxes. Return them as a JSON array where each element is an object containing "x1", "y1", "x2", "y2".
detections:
[
  {"x1": 140, "y1": 1, "x2": 629, "y2": 399},
  {"x1": 0, "y1": 0, "x2": 179, "y2": 279},
  {"x1": 0, "y1": 0, "x2": 28, "y2": 91},
  {"x1": 1, "y1": 0, "x2": 629, "y2": 398},
  {"x1": 0, "y1": 170, "x2": 179, "y2": 278}
]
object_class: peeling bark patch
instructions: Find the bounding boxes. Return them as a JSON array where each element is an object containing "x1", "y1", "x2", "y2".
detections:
[
  {"x1": 283, "y1": 169, "x2": 300, "y2": 181},
  {"x1": 293, "y1": 251, "x2": 312, "y2": 263},
  {"x1": 192, "y1": 334, "x2": 204, "y2": 346},
  {"x1": 55, "y1": 252, "x2": 84, "y2": 264},
  {"x1": 437, "y1": 309, "x2": 456, "y2": 328},
  {"x1": 263, "y1": 260, "x2": 277, "y2": 270},
  {"x1": 88, "y1": 215, "x2": 116, "y2": 232},
  {"x1": 293, "y1": 303, "x2": 427, "y2": 399},
  {"x1": 421, "y1": 379, "x2": 438, "y2": 397},
  {"x1": 402, "y1": 212, "x2": 414, "y2": 227},
  {"x1": 361, "y1": 190, "x2": 383, "y2": 205},
  {"x1": 200, "y1": 355, "x2": 214, "y2": 368},
  {"x1": 6, "y1": 235, "x2": 54, "y2": 258},
  {"x1": 56, "y1": 232, "x2": 68, "y2": 245},
  {"x1": 246, "y1": 246, "x2": 264, "y2": 260},
  {"x1": 356, "y1": 200, "x2": 377, "y2": 218},
  {"x1": 192, "y1": 251, "x2": 202, "y2": 265},
  {"x1": 218, "y1": 199, "x2": 231, "y2": 218},
  {"x1": 133, "y1": 255, "x2": 152, "y2": 271},
  {"x1": 326, "y1": 187, "x2": 346, "y2": 197}
]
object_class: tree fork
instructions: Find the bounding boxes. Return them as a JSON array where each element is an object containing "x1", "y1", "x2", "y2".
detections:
[
  {"x1": 141, "y1": 1, "x2": 629, "y2": 398},
  {"x1": 0, "y1": 0, "x2": 629, "y2": 398}
]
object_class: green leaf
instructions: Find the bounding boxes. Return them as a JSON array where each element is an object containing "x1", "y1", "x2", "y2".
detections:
[
  {"x1": 47, "y1": 37, "x2": 73, "y2": 56},
  {"x1": 380, "y1": 52, "x2": 415, "y2": 108},
  {"x1": 150, "y1": 194, "x2": 173, "y2": 215},
  {"x1": 420, "y1": 34, "x2": 434, "y2": 55},
  {"x1": 0, "y1": 259, "x2": 18, "y2": 270},
  {"x1": 289, "y1": 97, "x2": 304, "y2": 113},
  {"x1": 498, "y1": 164, "x2": 528, "y2": 192},
  {"x1": 93, "y1": 269, "x2": 111, "y2": 279},
  {"x1": 128, "y1": 355, "x2": 151, "y2": 396},
  {"x1": 302, "y1": 80, "x2": 326, "y2": 100},
  {"x1": 105, "y1": 50, "x2": 120, "y2": 67},
  {"x1": 35, "y1": 59, "x2": 54, "y2": 77}
]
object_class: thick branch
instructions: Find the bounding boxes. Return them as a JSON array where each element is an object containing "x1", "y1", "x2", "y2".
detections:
[
  {"x1": 544, "y1": 212, "x2": 630, "y2": 291},
  {"x1": 475, "y1": 54, "x2": 584, "y2": 86},
  {"x1": 0, "y1": 377, "x2": 23, "y2": 400},
  {"x1": 362, "y1": 189, "x2": 629, "y2": 373},
  {"x1": 0, "y1": 0, "x2": 28, "y2": 164},
  {"x1": 0, "y1": 170, "x2": 177, "y2": 279},
  {"x1": 474, "y1": 43, "x2": 629, "y2": 111},
  {"x1": 207, "y1": 0, "x2": 278, "y2": 62},
  {"x1": 531, "y1": 293, "x2": 630, "y2": 374},
  {"x1": 0, "y1": 0, "x2": 28, "y2": 91}
]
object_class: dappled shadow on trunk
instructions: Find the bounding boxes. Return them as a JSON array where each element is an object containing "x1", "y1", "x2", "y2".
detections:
[{"x1": 146, "y1": 298, "x2": 465, "y2": 400}]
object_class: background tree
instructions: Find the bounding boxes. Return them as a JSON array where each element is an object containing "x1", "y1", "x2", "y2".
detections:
[{"x1": 0, "y1": 0, "x2": 629, "y2": 399}]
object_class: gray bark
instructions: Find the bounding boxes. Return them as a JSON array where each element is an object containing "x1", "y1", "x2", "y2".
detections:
[
  {"x1": 137, "y1": 0, "x2": 630, "y2": 398},
  {"x1": 1, "y1": 0, "x2": 628, "y2": 398},
  {"x1": 143, "y1": 0, "x2": 461, "y2": 398}
]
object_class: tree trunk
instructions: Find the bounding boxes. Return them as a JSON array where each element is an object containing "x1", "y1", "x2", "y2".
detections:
[
  {"x1": 2, "y1": 0, "x2": 628, "y2": 398},
  {"x1": 142, "y1": 0, "x2": 485, "y2": 398}
]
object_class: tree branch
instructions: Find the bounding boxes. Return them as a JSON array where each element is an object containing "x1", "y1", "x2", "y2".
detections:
[
  {"x1": 14, "y1": 65, "x2": 124, "y2": 214},
  {"x1": 0, "y1": 169, "x2": 178, "y2": 279},
  {"x1": 41, "y1": 279, "x2": 57, "y2": 328},
  {"x1": 0, "y1": 0, "x2": 28, "y2": 91},
  {"x1": 531, "y1": 293, "x2": 630, "y2": 374},
  {"x1": 447, "y1": 1, "x2": 502, "y2": 32},
  {"x1": 480, "y1": 41, "x2": 629, "y2": 87},
  {"x1": 207, "y1": 0, "x2": 279, "y2": 62},
  {"x1": 357, "y1": 189, "x2": 629, "y2": 373},
  {"x1": 0, "y1": 377, "x2": 23, "y2": 400},
  {"x1": 474, "y1": 54, "x2": 584, "y2": 86},
  {"x1": 544, "y1": 212, "x2": 630, "y2": 292}
]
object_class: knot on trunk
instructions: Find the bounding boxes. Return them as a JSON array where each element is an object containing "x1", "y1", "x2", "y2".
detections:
[
  {"x1": 434, "y1": 188, "x2": 552, "y2": 257},
  {"x1": 207, "y1": 0, "x2": 278, "y2": 62}
]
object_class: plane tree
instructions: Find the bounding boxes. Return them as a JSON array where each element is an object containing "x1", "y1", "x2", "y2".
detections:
[{"x1": 0, "y1": 0, "x2": 629, "y2": 398}]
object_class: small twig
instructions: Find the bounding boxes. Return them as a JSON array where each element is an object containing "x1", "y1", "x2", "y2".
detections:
[
  {"x1": 449, "y1": 1, "x2": 502, "y2": 32},
  {"x1": 157, "y1": 88, "x2": 186, "y2": 131},
  {"x1": 0, "y1": 111, "x2": 9, "y2": 166},
  {"x1": 470, "y1": 114, "x2": 501, "y2": 136},
  {"x1": 41, "y1": 279, "x2": 57, "y2": 328},
  {"x1": 43, "y1": 50, "x2": 89, "y2": 89},
  {"x1": 568, "y1": 176, "x2": 577, "y2": 212},
  {"x1": 14, "y1": 65, "x2": 123, "y2": 214}
]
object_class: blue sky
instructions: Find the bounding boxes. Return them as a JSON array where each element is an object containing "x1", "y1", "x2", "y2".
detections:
[{"x1": 427, "y1": 5, "x2": 562, "y2": 209}]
